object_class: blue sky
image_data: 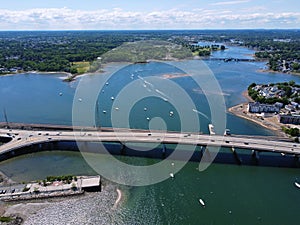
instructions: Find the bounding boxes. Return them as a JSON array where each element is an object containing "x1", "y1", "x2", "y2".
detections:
[{"x1": 0, "y1": 0, "x2": 299, "y2": 30}]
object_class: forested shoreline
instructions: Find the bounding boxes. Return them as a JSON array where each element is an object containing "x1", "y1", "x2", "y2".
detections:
[{"x1": 0, "y1": 30, "x2": 299, "y2": 75}]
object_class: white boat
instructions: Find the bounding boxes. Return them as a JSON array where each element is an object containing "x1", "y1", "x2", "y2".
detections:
[
  {"x1": 199, "y1": 198, "x2": 205, "y2": 206},
  {"x1": 208, "y1": 124, "x2": 215, "y2": 135},
  {"x1": 295, "y1": 181, "x2": 300, "y2": 189},
  {"x1": 169, "y1": 173, "x2": 174, "y2": 178},
  {"x1": 224, "y1": 129, "x2": 231, "y2": 136},
  {"x1": 111, "y1": 97, "x2": 115, "y2": 100}
]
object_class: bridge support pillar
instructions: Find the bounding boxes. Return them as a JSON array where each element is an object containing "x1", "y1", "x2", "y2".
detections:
[
  {"x1": 162, "y1": 144, "x2": 166, "y2": 159},
  {"x1": 231, "y1": 147, "x2": 242, "y2": 165},
  {"x1": 120, "y1": 143, "x2": 126, "y2": 155},
  {"x1": 251, "y1": 150, "x2": 259, "y2": 164}
]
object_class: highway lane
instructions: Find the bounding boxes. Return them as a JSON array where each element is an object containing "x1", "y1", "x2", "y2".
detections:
[{"x1": 0, "y1": 128, "x2": 299, "y2": 156}]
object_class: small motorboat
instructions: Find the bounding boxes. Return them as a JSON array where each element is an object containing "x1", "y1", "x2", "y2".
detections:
[
  {"x1": 224, "y1": 129, "x2": 231, "y2": 136},
  {"x1": 199, "y1": 198, "x2": 205, "y2": 207},
  {"x1": 169, "y1": 173, "x2": 174, "y2": 178},
  {"x1": 295, "y1": 181, "x2": 300, "y2": 189},
  {"x1": 208, "y1": 124, "x2": 216, "y2": 135}
]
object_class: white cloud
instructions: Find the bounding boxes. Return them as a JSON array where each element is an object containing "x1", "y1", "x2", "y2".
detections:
[
  {"x1": 209, "y1": 0, "x2": 250, "y2": 6},
  {"x1": 0, "y1": 8, "x2": 299, "y2": 30}
]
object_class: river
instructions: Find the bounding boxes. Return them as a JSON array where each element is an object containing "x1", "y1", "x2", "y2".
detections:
[{"x1": 0, "y1": 45, "x2": 299, "y2": 224}]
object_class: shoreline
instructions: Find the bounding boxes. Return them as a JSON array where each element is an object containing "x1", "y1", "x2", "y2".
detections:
[
  {"x1": 0, "y1": 180, "x2": 122, "y2": 224},
  {"x1": 228, "y1": 91, "x2": 289, "y2": 138},
  {"x1": 113, "y1": 188, "x2": 122, "y2": 209},
  {"x1": 257, "y1": 69, "x2": 300, "y2": 76}
]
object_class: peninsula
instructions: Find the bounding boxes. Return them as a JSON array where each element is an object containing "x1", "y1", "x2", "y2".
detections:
[{"x1": 229, "y1": 81, "x2": 300, "y2": 139}]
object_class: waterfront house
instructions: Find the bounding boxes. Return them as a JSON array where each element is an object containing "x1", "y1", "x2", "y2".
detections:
[
  {"x1": 248, "y1": 102, "x2": 280, "y2": 113},
  {"x1": 278, "y1": 114, "x2": 300, "y2": 125}
]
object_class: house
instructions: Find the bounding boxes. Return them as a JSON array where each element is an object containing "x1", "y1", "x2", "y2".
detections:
[
  {"x1": 274, "y1": 102, "x2": 284, "y2": 109},
  {"x1": 278, "y1": 114, "x2": 300, "y2": 125},
  {"x1": 285, "y1": 104, "x2": 296, "y2": 112},
  {"x1": 248, "y1": 102, "x2": 280, "y2": 113}
]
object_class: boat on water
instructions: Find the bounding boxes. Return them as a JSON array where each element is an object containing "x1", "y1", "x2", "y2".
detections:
[
  {"x1": 208, "y1": 124, "x2": 216, "y2": 135},
  {"x1": 224, "y1": 129, "x2": 231, "y2": 136},
  {"x1": 295, "y1": 181, "x2": 300, "y2": 189},
  {"x1": 169, "y1": 173, "x2": 174, "y2": 178},
  {"x1": 199, "y1": 198, "x2": 205, "y2": 206}
]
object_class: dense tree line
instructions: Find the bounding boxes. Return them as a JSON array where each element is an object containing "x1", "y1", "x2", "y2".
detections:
[
  {"x1": 248, "y1": 81, "x2": 300, "y2": 105},
  {"x1": 0, "y1": 30, "x2": 299, "y2": 74}
]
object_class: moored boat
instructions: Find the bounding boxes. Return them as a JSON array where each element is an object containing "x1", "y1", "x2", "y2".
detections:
[
  {"x1": 208, "y1": 124, "x2": 215, "y2": 135},
  {"x1": 199, "y1": 198, "x2": 205, "y2": 206}
]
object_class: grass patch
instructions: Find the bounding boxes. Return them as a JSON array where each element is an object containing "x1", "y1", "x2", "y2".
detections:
[
  {"x1": 71, "y1": 61, "x2": 90, "y2": 74},
  {"x1": 0, "y1": 216, "x2": 13, "y2": 222}
]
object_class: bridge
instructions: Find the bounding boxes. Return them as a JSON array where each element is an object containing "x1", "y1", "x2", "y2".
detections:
[
  {"x1": 205, "y1": 58, "x2": 256, "y2": 62},
  {"x1": 0, "y1": 124, "x2": 299, "y2": 159}
]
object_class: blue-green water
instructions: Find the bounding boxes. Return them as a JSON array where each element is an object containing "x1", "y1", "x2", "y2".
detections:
[{"x1": 0, "y1": 47, "x2": 300, "y2": 224}]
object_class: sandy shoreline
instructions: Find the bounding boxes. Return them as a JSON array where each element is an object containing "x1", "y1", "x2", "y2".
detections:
[{"x1": 113, "y1": 188, "x2": 122, "y2": 209}]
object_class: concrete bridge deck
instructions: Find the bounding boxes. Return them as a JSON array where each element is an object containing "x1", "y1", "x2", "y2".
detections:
[{"x1": 0, "y1": 127, "x2": 299, "y2": 157}]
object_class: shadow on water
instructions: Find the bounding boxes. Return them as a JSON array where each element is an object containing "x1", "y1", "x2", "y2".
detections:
[{"x1": 0, "y1": 141, "x2": 299, "y2": 168}]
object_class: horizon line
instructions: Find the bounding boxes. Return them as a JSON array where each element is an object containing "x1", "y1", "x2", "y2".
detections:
[{"x1": 0, "y1": 28, "x2": 299, "y2": 32}]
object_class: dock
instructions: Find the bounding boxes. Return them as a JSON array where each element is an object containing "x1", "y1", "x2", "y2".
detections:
[{"x1": 0, "y1": 175, "x2": 101, "y2": 202}]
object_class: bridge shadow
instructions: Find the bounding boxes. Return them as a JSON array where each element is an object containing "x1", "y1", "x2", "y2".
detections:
[
  {"x1": 0, "y1": 136, "x2": 13, "y2": 145},
  {"x1": 0, "y1": 141, "x2": 299, "y2": 169}
]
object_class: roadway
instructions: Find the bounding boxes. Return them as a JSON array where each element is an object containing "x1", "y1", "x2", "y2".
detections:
[{"x1": 0, "y1": 128, "x2": 299, "y2": 156}]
